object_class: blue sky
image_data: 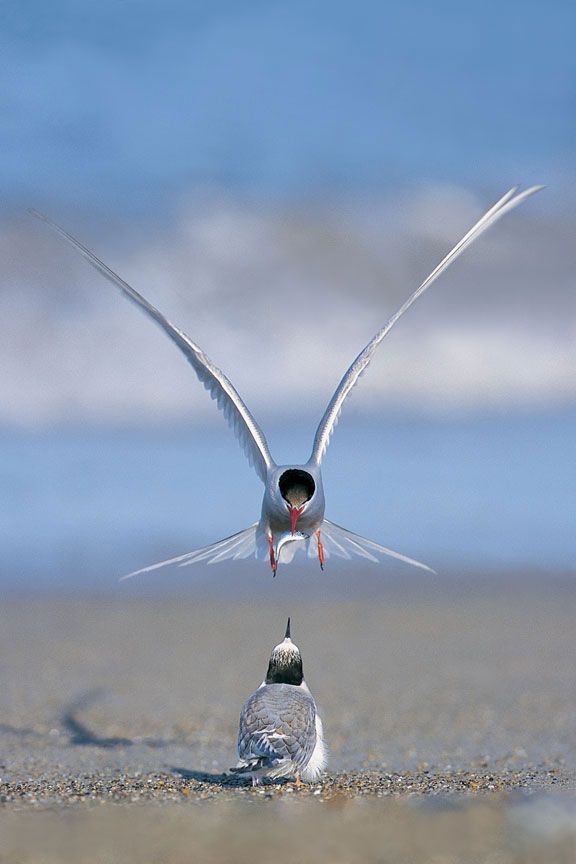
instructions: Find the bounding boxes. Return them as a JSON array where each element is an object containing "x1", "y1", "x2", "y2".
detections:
[{"x1": 2, "y1": 0, "x2": 574, "y2": 216}]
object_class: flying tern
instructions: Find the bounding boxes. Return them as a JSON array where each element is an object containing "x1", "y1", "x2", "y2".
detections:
[
  {"x1": 231, "y1": 618, "x2": 326, "y2": 785},
  {"x1": 31, "y1": 184, "x2": 542, "y2": 576}
]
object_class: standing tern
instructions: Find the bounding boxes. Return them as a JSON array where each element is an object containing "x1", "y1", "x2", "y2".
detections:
[
  {"x1": 31, "y1": 184, "x2": 542, "y2": 576},
  {"x1": 231, "y1": 618, "x2": 326, "y2": 785}
]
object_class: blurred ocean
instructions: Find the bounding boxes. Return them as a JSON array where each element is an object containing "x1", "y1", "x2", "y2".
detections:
[{"x1": 1, "y1": 410, "x2": 573, "y2": 591}]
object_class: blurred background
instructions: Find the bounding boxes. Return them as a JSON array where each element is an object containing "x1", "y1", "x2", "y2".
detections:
[{"x1": 1, "y1": 0, "x2": 574, "y2": 591}]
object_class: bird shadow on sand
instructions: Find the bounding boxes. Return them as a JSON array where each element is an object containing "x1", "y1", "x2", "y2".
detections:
[
  {"x1": 60, "y1": 690, "x2": 172, "y2": 749},
  {"x1": 0, "y1": 723, "x2": 45, "y2": 740},
  {"x1": 169, "y1": 766, "x2": 239, "y2": 786},
  {"x1": 169, "y1": 766, "x2": 292, "y2": 788}
]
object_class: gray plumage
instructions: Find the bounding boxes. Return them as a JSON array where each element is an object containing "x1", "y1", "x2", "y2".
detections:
[{"x1": 237, "y1": 684, "x2": 317, "y2": 777}]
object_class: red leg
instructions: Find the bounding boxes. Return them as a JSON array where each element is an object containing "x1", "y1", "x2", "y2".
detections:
[
  {"x1": 316, "y1": 530, "x2": 324, "y2": 571},
  {"x1": 268, "y1": 534, "x2": 277, "y2": 575}
]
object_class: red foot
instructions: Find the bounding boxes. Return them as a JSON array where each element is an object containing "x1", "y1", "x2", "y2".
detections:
[
  {"x1": 316, "y1": 530, "x2": 324, "y2": 571},
  {"x1": 268, "y1": 534, "x2": 277, "y2": 576}
]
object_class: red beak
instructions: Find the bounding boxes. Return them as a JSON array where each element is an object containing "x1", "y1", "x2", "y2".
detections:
[{"x1": 290, "y1": 505, "x2": 304, "y2": 535}]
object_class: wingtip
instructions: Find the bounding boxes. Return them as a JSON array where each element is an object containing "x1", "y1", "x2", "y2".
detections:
[
  {"x1": 510, "y1": 184, "x2": 545, "y2": 203},
  {"x1": 285, "y1": 617, "x2": 291, "y2": 639},
  {"x1": 28, "y1": 207, "x2": 48, "y2": 221},
  {"x1": 399, "y1": 558, "x2": 437, "y2": 575},
  {"x1": 506, "y1": 183, "x2": 544, "y2": 196}
]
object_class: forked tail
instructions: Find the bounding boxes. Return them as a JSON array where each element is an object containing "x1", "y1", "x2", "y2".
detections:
[
  {"x1": 119, "y1": 523, "x2": 263, "y2": 580},
  {"x1": 310, "y1": 519, "x2": 435, "y2": 573},
  {"x1": 120, "y1": 519, "x2": 434, "y2": 579}
]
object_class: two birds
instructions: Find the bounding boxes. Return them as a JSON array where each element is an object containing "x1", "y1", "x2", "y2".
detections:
[
  {"x1": 232, "y1": 619, "x2": 325, "y2": 785},
  {"x1": 31, "y1": 184, "x2": 541, "y2": 578},
  {"x1": 32, "y1": 186, "x2": 542, "y2": 785}
]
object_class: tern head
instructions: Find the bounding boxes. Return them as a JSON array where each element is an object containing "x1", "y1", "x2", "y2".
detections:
[
  {"x1": 265, "y1": 617, "x2": 303, "y2": 686},
  {"x1": 278, "y1": 469, "x2": 316, "y2": 534}
]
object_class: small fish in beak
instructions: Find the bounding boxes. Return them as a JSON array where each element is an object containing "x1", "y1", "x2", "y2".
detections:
[{"x1": 276, "y1": 530, "x2": 309, "y2": 565}]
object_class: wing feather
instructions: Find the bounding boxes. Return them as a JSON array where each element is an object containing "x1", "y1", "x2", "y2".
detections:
[
  {"x1": 237, "y1": 686, "x2": 316, "y2": 774},
  {"x1": 29, "y1": 210, "x2": 274, "y2": 483},
  {"x1": 310, "y1": 185, "x2": 543, "y2": 464},
  {"x1": 119, "y1": 523, "x2": 260, "y2": 580},
  {"x1": 315, "y1": 519, "x2": 436, "y2": 572}
]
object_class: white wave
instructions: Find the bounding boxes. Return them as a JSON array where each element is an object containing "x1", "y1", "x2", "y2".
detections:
[{"x1": 1, "y1": 186, "x2": 574, "y2": 426}]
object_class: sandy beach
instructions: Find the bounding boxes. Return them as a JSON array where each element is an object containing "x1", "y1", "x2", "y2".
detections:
[{"x1": 1, "y1": 573, "x2": 575, "y2": 860}]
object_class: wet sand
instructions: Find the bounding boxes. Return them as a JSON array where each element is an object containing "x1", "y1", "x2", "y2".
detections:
[
  {"x1": 3, "y1": 795, "x2": 576, "y2": 864},
  {"x1": 1, "y1": 574, "x2": 575, "y2": 860}
]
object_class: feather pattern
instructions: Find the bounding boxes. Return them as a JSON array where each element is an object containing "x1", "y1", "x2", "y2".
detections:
[
  {"x1": 309, "y1": 519, "x2": 436, "y2": 573},
  {"x1": 119, "y1": 523, "x2": 263, "y2": 579},
  {"x1": 29, "y1": 210, "x2": 275, "y2": 483},
  {"x1": 236, "y1": 684, "x2": 317, "y2": 777},
  {"x1": 310, "y1": 185, "x2": 543, "y2": 464}
]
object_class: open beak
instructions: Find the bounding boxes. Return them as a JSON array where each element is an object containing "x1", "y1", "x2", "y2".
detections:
[{"x1": 290, "y1": 505, "x2": 304, "y2": 535}]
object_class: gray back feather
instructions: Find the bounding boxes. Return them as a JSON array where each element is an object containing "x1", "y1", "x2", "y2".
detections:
[{"x1": 238, "y1": 684, "x2": 317, "y2": 771}]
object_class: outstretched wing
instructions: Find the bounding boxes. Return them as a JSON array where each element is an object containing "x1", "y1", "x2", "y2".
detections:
[
  {"x1": 30, "y1": 210, "x2": 274, "y2": 483},
  {"x1": 120, "y1": 523, "x2": 264, "y2": 580},
  {"x1": 310, "y1": 519, "x2": 436, "y2": 573},
  {"x1": 310, "y1": 186, "x2": 543, "y2": 464}
]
